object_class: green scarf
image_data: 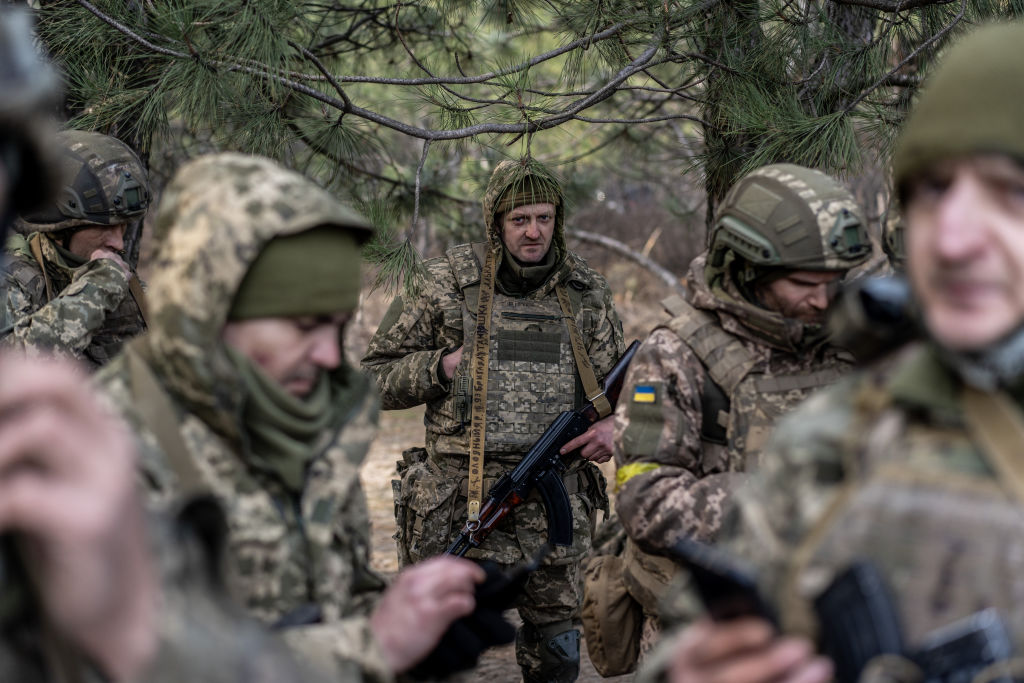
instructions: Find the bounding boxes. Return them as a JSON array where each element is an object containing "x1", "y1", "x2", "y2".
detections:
[
  {"x1": 496, "y1": 243, "x2": 557, "y2": 296},
  {"x1": 227, "y1": 347, "x2": 337, "y2": 492},
  {"x1": 53, "y1": 241, "x2": 86, "y2": 269}
]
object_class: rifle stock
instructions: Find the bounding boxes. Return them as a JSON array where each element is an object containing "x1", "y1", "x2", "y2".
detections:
[{"x1": 446, "y1": 340, "x2": 640, "y2": 557}]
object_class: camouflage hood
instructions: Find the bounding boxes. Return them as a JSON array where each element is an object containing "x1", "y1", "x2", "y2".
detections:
[
  {"x1": 138, "y1": 153, "x2": 372, "y2": 436},
  {"x1": 482, "y1": 159, "x2": 567, "y2": 272},
  {"x1": 692, "y1": 252, "x2": 828, "y2": 353}
]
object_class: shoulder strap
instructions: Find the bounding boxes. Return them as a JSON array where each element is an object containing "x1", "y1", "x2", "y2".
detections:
[
  {"x1": 28, "y1": 234, "x2": 54, "y2": 302},
  {"x1": 556, "y1": 284, "x2": 612, "y2": 418},
  {"x1": 126, "y1": 344, "x2": 207, "y2": 498},
  {"x1": 127, "y1": 275, "x2": 150, "y2": 327},
  {"x1": 961, "y1": 386, "x2": 1024, "y2": 505},
  {"x1": 664, "y1": 302, "x2": 759, "y2": 397},
  {"x1": 466, "y1": 247, "x2": 499, "y2": 523},
  {"x1": 660, "y1": 293, "x2": 688, "y2": 318}
]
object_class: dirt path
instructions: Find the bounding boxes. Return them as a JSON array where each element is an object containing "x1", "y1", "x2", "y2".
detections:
[{"x1": 358, "y1": 406, "x2": 635, "y2": 683}]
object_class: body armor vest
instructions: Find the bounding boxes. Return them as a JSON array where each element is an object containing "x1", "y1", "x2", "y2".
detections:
[
  {"x1": 780, "y1": 383, "x2": 1024, "y2": 663},
  {"x1": 664, "y1": 299, "x2": 851, "y2": 473},
  {"x1": 432, "y1": 244, "x2": 583, "y2": 459}
]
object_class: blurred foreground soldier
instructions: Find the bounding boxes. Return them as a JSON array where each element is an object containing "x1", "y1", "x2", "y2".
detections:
[
  {"x1": 607, "y1": 163, "x2": 870, "y2": 663},
  {"x1": 363, "y1": 158, "x2": 625, "y2": 682},
  {"x1": 1, "y1": 129, "x2": 150, "y2": 367},
  {"x1": 659, "y1": 21, "x2": 1024, "y2": 683},
  {"x1": 0, "y1": 9, "x2": 315, "y2": 683},
  {"x1": 96, "y1": 153, "x2": 482, "y2": 682}
]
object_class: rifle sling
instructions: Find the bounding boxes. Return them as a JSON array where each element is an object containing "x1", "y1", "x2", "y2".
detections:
[
  {"x1": 28, "y1": 233, "x2": 54, "y2": 301},
  {"x1": 556, "y1": 285, "x2": 612, "y2": 419},
  {"x1": 962, "y1": 386, "x2": 1024, "y2": 506},
  {"x1": 466, "y1": 247, "x2": 499, "y2": 523}
]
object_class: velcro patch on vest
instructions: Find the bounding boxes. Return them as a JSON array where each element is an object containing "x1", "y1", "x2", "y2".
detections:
[
  {"x1": 496, "y1": 328, "x2": 562, "y2": 364},
  {"x1": 622, "y1": 382, "x2": 665, "y2": 456},
  {"x1": 633, "y1": 385, "x2": 657, "y2": 404}
]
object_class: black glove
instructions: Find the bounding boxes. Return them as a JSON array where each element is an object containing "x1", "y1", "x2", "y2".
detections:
[{"x1": 407, "y1": 549, "x2": 547, "y2": 680}]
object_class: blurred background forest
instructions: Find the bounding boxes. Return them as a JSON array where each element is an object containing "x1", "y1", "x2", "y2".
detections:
[{"x1": 24, "y1": 0, "x2": 1024, "y2": 320}]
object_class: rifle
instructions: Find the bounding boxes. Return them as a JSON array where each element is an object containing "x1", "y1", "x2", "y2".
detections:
[{"x1": 446, "y1": 340, "x2": 640, "y2": 557}]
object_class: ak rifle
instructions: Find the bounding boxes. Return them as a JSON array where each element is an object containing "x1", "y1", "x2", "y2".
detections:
[{"x1": 446, "y1": 340, "x2": 640, "y2": 557}]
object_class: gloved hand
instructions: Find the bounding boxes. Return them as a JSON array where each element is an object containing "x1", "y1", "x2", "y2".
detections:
[{"x1": 407, "y1": 549, "x2": 547, "y2": 680}]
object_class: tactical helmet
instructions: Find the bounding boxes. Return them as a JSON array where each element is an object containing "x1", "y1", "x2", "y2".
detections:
[
  {"x1": 709, "y1": 163, "x2": 872, "y2": 280},
  {"x1": 20, "y1": 130, "x2": 151, "y2": 233},
  {"x1": 881, "y1": 208, "x2": 905, "y2": 271},
  {"x1": 0, "y1": 7, "x2": 62, "y2": 218}
]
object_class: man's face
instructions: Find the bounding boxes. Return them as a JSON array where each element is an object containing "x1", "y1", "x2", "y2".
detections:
[
  {"x1": 221, "y1": 312, "x2": 352, "y2": 397},
  {"x1": 906, "y1": 155, "x2": 1024, "y2": 351},
  {"x1": 755, "y1": 271, "x2": 842, "y2": 325},
  {"x1": 500, "y1": 202, "x2": 556, "y2": 264},
  {"x1": 67, "y1": 223, "x2": 127, "y2": 260}
]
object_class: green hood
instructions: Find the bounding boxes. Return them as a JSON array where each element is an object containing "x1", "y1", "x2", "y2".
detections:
[
  {"x1": 482, "y1": 159, "x2": 567, "y2": 276},
  {"x1": 139, "y1": 153, "x2": 372, "y2": 438}
]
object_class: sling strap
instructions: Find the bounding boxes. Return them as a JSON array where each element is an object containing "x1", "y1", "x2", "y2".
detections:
[
  {"x1": 962, "y1": 386, "x2": 1024, "y2": 505},
  {"x1": 28, "y1": 233, "x2": 54, "y2": 301},
  {"x1": 127, "y1": 344, "x2": 207, "y2": 498},
  {"x1": 466, "y1": 247, "x2": 499, "y2": 523},
  {"x1": 556, "y1": 285, "x2": 612, "y2": 418}
]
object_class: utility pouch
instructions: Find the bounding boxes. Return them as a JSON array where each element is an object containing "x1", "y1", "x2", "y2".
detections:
[
  {"x1": 814, "y1": 560, "x2": 905, "y2": 683},
  {"x1": 393, "y1": 447, "x2": 430, "y2": 567}
]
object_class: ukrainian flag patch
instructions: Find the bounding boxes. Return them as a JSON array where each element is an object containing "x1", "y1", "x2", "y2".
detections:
[{"x1": 632, "y1": 385, "x2": 657, "y2": 404}]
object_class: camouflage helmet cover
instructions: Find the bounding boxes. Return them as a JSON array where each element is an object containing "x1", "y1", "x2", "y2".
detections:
[
  {"x1": 0, "y1": 8, "x2": 62, "y2": 217},
  {"x1": 20, "y1": 130, "x2": 152, "y2": 233},
  {"x1": 709, "y1": 163, "x2": 872, "y2": 273}
]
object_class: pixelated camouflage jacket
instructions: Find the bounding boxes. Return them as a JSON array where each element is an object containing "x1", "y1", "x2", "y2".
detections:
[
  {"x1": 704, "y1": 343, "x2": 1024, "y2": 664},
  {"x1": 613, "y1": 254, "x2": 855, "y2": 559},
  {"x1": 0, "y1": 231, "x2": 144, "y2": 368},
  {"x1": 94, "y1": 154, "x2": 391, "y2": 683},
  {"x1": 362, "y1": 159, "x2": 625, "y2": 463}
]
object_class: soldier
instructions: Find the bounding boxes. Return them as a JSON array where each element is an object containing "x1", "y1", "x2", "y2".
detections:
[
  {"x1": 661, "y1": 21, "x2": 1024, "y2": 683},
  {"x1": 0, "y1": 9, "x2": 317, "y2": 683},
  {"x1": 611, "y1": 163, "x2": 871, "y2": 657},
  {"x1": 1, "y1": 129, "x2": 150, "y2": 367},
  {"x1": 362, "y1": 158, "x2": 625, "y2": 682},
  {"x1": 95, "y1": 152, "x2": 482, "y2": 682}
]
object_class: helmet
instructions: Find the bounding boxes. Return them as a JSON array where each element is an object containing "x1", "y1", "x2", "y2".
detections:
[
  {"x1": 881, "y1": 208, "x2": 906, "y2": 271},
  {"x1": 0, "y1": 7, "x2": 62, "y2": 217},
  {"x1": 709, "y1": 163, "x2": 872, "y2": 279},
  {"x1": 20, "y1": 130, "x2": 151, "y2": 233}
]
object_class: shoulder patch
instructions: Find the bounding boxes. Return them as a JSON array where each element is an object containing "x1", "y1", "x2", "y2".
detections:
[{"x1": 633, "y1": 385, "x2": 658, "y2": 404}]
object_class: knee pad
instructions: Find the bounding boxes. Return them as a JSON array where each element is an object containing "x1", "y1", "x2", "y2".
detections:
[{"x1": 520, "y1": 620, "x2": 580, "y2": 683}]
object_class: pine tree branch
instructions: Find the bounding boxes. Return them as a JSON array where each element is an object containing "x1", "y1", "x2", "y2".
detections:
[
  {"x1": 828, "y1": 0, "x2": 954, "y2": 10},
  {"x1": 843, "y1": 0, "x2": 966, "y2": 113},
  {"x1": 411, "y1": 139, "x2": 431, "y2": 238}
]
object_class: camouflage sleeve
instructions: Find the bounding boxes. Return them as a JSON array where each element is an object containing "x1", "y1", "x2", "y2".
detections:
[
  {"x1": 361, "y1": 262, "x2": 462, "y2": 410},
  {"x1": 585, "y1": 276, "x2": 627, "y2": 379},
  {"x1": 279, "y1": 618, "x2": 393, "y2": 683},
  {"x1": 613, "y1": 328, "x2": 742, "y2": 552},
  {"x1": 1, "y1": 258, "x2": 130, "y2": 359}
]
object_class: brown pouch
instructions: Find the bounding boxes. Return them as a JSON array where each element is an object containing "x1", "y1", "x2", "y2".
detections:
[{"x1": 581, "y1": 553, "x2": 643, "y2": 676}]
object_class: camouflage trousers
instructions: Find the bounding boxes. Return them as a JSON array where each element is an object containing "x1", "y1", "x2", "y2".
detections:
[{"x1": 394, "y1": 450, "x2": 606, "y2": 679}]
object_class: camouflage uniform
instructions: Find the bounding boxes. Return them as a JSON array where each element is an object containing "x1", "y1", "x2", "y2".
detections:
[
  {"x1": 362, "y1": 159, "x2": 625, "y2": 682},
  {"x1": 613, "y1": 164, "x2": 870, "y2": 657},
  {"x1": 0, "y1": 130, "x2": 149, "y2": 369},
  {"x1": 94, "y1": 154, "x2": 391, "y2": 683}
]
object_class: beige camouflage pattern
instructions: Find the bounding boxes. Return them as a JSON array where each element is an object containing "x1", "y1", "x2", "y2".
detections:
[
  {"x1": 94, "y1": 153, "x2": 390, "y2": 683},
  {"x1": 362, "y1": 158, "x2": 624, "y2": 680},
  {"x1": 712, "y1": 163, "x2": 870, "y2": 272},
  {"x1": 703, "y1": 344, "x2": 1024, "y2": 678},
  {"x1": 0, "y1": 231, "x2": 144, "y2": 369}
]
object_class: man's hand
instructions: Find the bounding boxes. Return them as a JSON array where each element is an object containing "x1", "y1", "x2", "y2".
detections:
[
  {"x1": 370, "y1": 556, "x2": 484, "y2": 674},
  {"x1": 0, "y1": 355, "x2": 158, "y2": 682},
  {"x1": 89, "y1": 247, "x2": 130, "y2": 277},
  {"x1": 668, "y1": 618, "x2": 833, "y2": 683},
  {"x1": 560, "y1": 414, "x2": 614, "y2": 463},
  {"x1": 441, "y1": 345, "x2": 463, "y2": 381}
]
